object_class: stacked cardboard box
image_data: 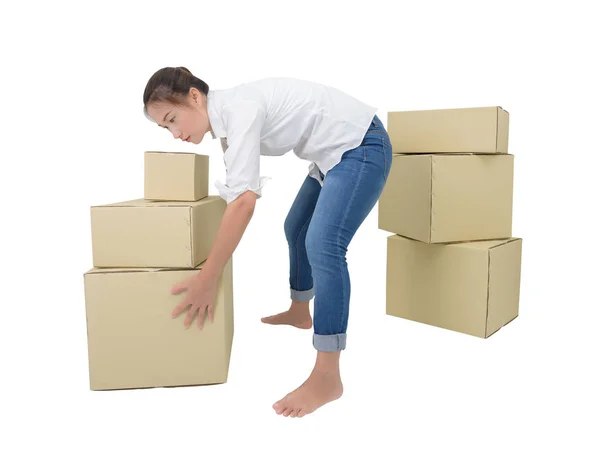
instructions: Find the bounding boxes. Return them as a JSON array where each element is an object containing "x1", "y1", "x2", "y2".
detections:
[
  {"x1": 83, "y1": 152, "x2": 234, "y2": 391},
  {"x1": 379, "y1": 107, "x2": 522, "y2": 338}
]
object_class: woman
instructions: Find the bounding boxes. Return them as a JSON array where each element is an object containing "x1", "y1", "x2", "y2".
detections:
[{"x1": 143, "y1": 67, "x2": 392, "y2": 418}]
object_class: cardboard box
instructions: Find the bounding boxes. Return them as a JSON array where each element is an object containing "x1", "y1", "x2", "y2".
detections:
[
  {"x1": 378, "y1": 153, "x2": 514, "y2": 243},
  {"x1": 144, "y1": 151, "x2": 209, "y2": 201},
  {"x1": 387, "y1": 106, "x2": 509, "y2": 154},
  {"x1": 386, "y1": 235, "x2": 522, "y2": 338},
  {"x1": 83, "y1": 258, "x2": 234, "y2": 390},
  {"x1": 91, "y1": 195, "x2": 225, "y2": 268}
]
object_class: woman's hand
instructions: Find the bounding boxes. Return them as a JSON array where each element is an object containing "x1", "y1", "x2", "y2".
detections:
[
  {"x1": 171, "y1": 269, "x2": 219, "y2": 329},
  {"x1": 168, "y1": 192, "x2": 255, "y2": 329}
]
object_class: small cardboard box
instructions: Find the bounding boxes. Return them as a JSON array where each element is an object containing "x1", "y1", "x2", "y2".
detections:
[
  {"x1": 144, "y1": 151, "x2": 209, "y2": 201},
  {"x1": 83, "y1": 258, "x2": 234, "y2": 390},
  {"x1": 378, "y1": 153, "x2": 514, "y2": 243},
  {"x1": 387, "y1": 106, "x2": 509, "y2": 154},
  {"x1": 91, "y1": 195, "x2": 225, "y2": 268},
  {"x1": 386, "y1": 235, "x2": 522, "y2": 338}
]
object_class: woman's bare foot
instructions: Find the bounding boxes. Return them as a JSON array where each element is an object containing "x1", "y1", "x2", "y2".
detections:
[
  {"x1": 261, "y1": 300, "x2": 312, "y2": 329},
  {"x1": 273, "y1": 351, "x2": 343, "y2": 418}
]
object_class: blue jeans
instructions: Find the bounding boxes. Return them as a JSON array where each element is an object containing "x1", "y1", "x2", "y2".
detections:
[{"x1": 283, "y1": 114, "x2": 392, "y2": 352}]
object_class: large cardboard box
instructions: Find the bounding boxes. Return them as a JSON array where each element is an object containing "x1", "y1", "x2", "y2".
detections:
[
  {"x1": 144, "y1": 151, "x2": 209, "y2": 201},
  {"x1": 386, "y1": 235, "x2": 522, "y2": 338},
  {"x1": 91, "y1": 195, "x2": 225, "y2": 268},
  {"x1": 83, "y1": 258, "x2": 234, "y2": 390},
  {"x1": 378, "y1": 153, "x2": 514, "y2": 243},
  {"x1": 387, "y1": 106, "x2": 509, "y2": 154}
]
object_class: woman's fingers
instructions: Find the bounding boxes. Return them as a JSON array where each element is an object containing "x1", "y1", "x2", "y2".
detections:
[
  {"x1": 172, "y1": 298, "x2": 191, "y2": 319},
  {"x1": 171, "y1": 281, "x2": 188, "y2": 295},
  {"x1": 197, "y1": 305, "x2": 208, "y2": 329},
  {"x1": 184, "y1": 305, "x2": 199, "y2": 329}
]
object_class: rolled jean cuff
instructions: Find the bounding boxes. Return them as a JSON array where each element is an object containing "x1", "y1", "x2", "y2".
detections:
[
  {"x1": 313, "y1": 333, "x2": 347, "y2": 352},
  {"x1": 290, "y1": 287, "x2": 314, "y2": 302}
]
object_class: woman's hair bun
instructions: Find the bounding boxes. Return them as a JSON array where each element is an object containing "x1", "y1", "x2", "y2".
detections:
[{"x1": 143, "y1": 66, "x2": 209, "y2": 113}]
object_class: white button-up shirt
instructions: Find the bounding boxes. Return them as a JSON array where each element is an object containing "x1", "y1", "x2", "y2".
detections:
[{"x1": 207, "y1": 77, "x2": 377, "y2": 204}]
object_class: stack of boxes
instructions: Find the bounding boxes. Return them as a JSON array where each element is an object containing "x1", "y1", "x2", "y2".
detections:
[
  {"x1": 379, "y1": 107, "x2": 522, "y2": 338},
  {"x1": 83, "y1": 152, "x2": 234, "y2": 391},
  {"x1": 81, "y1": 107, "x2": 519, "y2": 390}
]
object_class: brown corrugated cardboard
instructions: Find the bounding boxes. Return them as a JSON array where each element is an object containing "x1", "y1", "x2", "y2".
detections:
[
  {"x1": 386, "y1": 235, "x2": 522, "y2": 338},
  {"x1": 83, "y1": 258, "x2": 234, "y2": 390},
  {"x1": 144, "y1": 151, "x2": 209, "y2": 201},
  {"x1": 378, "y1": 153, "x2": 514, "y2": 243},
  {"x1": 387, "y1": 106, "x2": 509, "y2": 154},
  {"x1": 91, "y1": 195, "x2": 225, "y2": 268}
]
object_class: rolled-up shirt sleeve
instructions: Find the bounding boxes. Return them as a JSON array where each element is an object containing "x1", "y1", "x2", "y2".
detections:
[{"x1": 214, "y1": 101, "x2": 271, "y2": 205}]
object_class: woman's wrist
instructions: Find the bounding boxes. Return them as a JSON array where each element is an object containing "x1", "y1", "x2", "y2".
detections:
[{"x1": 199, "y1": 258, "x2": 223, "y2": 279}]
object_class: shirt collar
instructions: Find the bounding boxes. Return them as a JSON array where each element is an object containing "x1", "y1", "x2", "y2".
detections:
[{"x1": 207, "y1": 90, "x2": 226, "y2": 139}]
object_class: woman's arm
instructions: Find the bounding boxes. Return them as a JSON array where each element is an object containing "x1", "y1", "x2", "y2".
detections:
[{"x1": 201, "y1": 190, "x2": 257, "y2": 278}]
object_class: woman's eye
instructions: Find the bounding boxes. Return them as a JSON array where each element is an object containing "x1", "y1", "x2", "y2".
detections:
[{"x1": 170, "y1": 117, "x2": 175, "y2": 123}]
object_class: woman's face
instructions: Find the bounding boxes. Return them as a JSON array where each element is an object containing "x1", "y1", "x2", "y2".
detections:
[{"x1": 146, "y1": 88, "x2": 211, "y2": 144}]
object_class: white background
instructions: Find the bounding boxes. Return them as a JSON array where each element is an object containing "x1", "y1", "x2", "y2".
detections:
[{"x1": 2, "y1": 1, "x2": 599, "y2": 469}]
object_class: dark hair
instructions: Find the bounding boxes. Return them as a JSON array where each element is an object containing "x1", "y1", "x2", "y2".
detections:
[{"x1": 143, "y1": 66, "x2": 209, "y2": 119}]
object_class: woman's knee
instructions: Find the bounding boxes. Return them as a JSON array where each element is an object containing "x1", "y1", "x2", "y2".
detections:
[
  {"x1": 284, "y1": 211, "x2": 309, "y2": 245},
  {"x1": 306, "y1": 226, "x2": 348, "y2": 267},
  {"x1": 283, "y1": 214, "x2": 292, "y2": 241},
  {"x1": 305, "y1": 225, "x2": 327, "y2": 265}
]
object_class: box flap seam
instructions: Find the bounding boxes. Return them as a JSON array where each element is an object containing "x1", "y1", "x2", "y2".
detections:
[
  {"x1": 429, "y1": 155, "x2": 433, "y2": 242},
  {"x1": 485, "y1": 250, "x2": 492, "y2": 336},
  {"x1": 488, "y1": 238, "x2": 517, "y2": 250},
  {"x1": 495, "y1": 107, "x2": 499, "y2": 152},
  {"x1": 86, "y1": 267, "x2": 184, "y2": 274}
]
